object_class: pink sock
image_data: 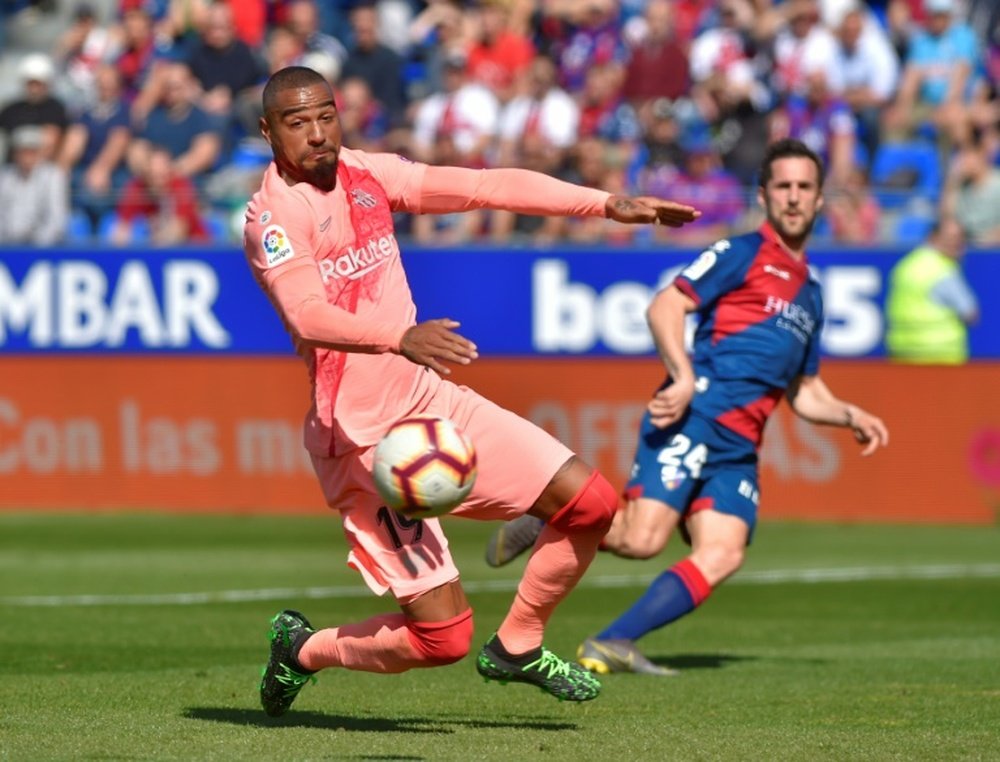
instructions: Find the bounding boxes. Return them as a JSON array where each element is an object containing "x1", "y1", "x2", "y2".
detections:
[
  {"x1": 297, "y1": 613, "x2": 422, "y2": 674},
  {"x1": 496, "y1": 524, "x2": 604, "y2": 654}
]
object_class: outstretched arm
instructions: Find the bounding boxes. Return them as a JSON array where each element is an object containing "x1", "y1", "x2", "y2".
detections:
[
  {"x1": 646, "y1": 284, "x2": 699, "y2": 428},
  {"x1": 786, "y1": 374, "x2": 889, "y2": 456},
  {"x1": 417, "y1": 165, "x2": 699, "y2": 226}
]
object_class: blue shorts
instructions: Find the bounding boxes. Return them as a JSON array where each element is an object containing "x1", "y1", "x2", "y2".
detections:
[{"x1": 625, "y1": 410, "x2": 761, "y2": 537}]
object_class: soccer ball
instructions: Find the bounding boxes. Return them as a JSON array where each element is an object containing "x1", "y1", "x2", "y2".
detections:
[{"x1": 372, "y1": 416, "x2": 478, "y2": 518}]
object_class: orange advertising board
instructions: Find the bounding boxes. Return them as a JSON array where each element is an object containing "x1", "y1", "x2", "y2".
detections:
[{"x1": 1, "y1": 357, "x2": 997, "y2": 523}]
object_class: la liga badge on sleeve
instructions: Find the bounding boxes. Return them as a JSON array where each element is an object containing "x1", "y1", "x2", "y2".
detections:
[{"x1": 262, "y1": 224, "x2": 294, "y2": 267}]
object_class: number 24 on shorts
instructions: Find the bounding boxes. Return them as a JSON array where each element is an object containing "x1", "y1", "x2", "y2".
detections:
[{"x1": 657, "y1": 433, "x2": 708, "y2": 485}]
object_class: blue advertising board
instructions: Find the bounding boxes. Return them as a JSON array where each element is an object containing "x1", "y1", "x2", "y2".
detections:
[{"x1": 1, "y1": 246, "x2": 997, "y2": 357}]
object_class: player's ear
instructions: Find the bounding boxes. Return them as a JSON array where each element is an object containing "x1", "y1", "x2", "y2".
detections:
[
  {"x1": 756, "y1": 184, "x2": 766, "y2": 211},
  {"x1": 260, "y1": 116, "x2": 272, "y2": 147}
]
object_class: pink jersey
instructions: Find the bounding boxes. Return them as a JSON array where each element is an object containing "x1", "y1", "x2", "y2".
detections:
[{"x1": 243, "y1": 148, "x2": 610, "y2": 457}]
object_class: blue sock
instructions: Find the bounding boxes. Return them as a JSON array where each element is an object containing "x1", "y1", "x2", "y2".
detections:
[{"x1": 597, "y1": 560, "x2": 710, "y2": 641}]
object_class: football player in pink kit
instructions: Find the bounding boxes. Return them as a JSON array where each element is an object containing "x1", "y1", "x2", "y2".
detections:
[{"x1": 243, "y1": 66, "x2": 700, "y2": 714}]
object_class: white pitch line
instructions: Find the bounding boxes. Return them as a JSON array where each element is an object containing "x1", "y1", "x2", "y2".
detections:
[{"x1": 2, "y1": 564, "x2": 1000, "y2": 608}]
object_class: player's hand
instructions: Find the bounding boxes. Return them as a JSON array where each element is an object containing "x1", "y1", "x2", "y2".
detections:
[
  {"x1": 648, "y1": 378, "x2": 695, "y2": 428},
  {"x1": 605, "y1": 196, "x2": 701, "y2": 228},
  {"x1": 847, "y1": 406, "x2": 889, "y2": 456},
  {"x1": 399, "y1": 318, "x2": 478, "y2": 375}
]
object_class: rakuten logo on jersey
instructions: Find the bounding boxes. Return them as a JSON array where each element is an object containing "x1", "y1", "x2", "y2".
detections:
[
  {"x1": 319, "y1": 234, "x2": 398, "y2": 282},
  {"x1": 764, "y1": 295, "x2": 816, "y2": 344}
]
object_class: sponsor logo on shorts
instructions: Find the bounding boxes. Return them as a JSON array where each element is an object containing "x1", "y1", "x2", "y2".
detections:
[
  {"x1": 738, "y1": 479, "x2": 760, "y2": 505},
  {"x1": 262, "y1": 224, "x2": 294, "y2": 267}
]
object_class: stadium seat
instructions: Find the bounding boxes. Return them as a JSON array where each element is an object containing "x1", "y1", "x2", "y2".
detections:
[
  {"x1": 894, "y1": 212, "x2": 935, "y2": 244},
  {"x1": 870, "y1": 141, "x2": 941, "y2": 210},
  {"x1": 66, "y1": 209, "x2": 94, "y2": 243}
]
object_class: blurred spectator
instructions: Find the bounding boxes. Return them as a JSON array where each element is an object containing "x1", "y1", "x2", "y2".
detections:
[
  {"x1": 670, "y1": 0, "x2": 714, "y2": 49},
  {"x1": 832, "y1": 2, "x2": 900, "y2": 165},
  {"x1": 770, "y1": 0, "x2": 844, "y2": 101},
  {"x1": 54, "y1": 3, "x2": 120, "y2": 112},
  {"x1": 285, "y1": 0, "x2": 348, "y2": 77},
  {"x1": 885, "y1": 0, "x2": 920, "y2": 60},
  {"x1": 341, "y1": 0, "x2": 408, "y2": 128},
  {"x1": 770, "y1": 71, "x2": 858, "y2": 187},
  {"x1": 824, "y1": 164, "x2": 882, "y2": 243},
  {"x1": 336, "y1": 76, "x2": 390, "y2": 152},
  {"x1": 622, "y1": 0, "x2": 689, "y2": 107},
  {"x1": 220, "y1": 0, "x2": 268, "y2": 48},
  {"x1": 885, "y1": 217, "x2": 978, "y2": 364},
  {"x1": 264, "y1": 25, "x2": 305, "y2": 74},
  {"x1": 57, "y1": 64, "x2": 132, "y2": 236},
  {"x1": 116, "y1": 5, "x2": 172, "y2": 116},
  {"x1": 942, "y1": 131, "x2": 1000, "y2": 245},
  {"x1": 496, "y1": 55, "x2": 579, "y2": 169},
  {"x1": 542, "y1": 0, "x2": 628, "y2": 93},
  {"x1": 411, "y1": 52, "x2": 499, "y2": 168},
  {"x1": 688, "y1": 0, "x2": 771, "y2": 184},
  {"x1": 647, "y1": 131, "x2": 744, "y2": 244},
  {"x1": 465, "y1": 0, "x2": 536, "y2": 104},
  {"x1": 112, "y1": 144, "x2": 208, "y2": 245},
  {"x1": 127, "y1": 61, "x2": 222, "y2": 183},
  {"x1": 407, "y1": 0, "x2": 470, "y2": 99},
  {"x1": 0, "y1": 54, "x2": 69, "y2": 162},
  {"x1": 882, "y1": 0, "x2": 980, "y2": 148},
  {"x1": 0, "y1": 126, "x2": 69, "y2": 246},
  {"x1": 577, "y1": 62, "x2": 642, "y2": 145},
  {"x1": 630, "y1": 96, "x2": 685, "y2": 187},
  {"x1": 185, "y1": 1, "x2": 267, "y2": 134},
  {"x1": 689, "y1": 0, "x2": 766, "y2": 116}
]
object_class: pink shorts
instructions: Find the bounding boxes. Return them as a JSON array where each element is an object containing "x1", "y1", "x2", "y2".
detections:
[{"x1": 311, "y1": 379, "x2": 573, "y2": 600}]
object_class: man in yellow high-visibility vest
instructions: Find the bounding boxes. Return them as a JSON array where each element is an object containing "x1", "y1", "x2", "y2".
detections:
[{"x1": 885, "y1": 217, "x2": 980, "y2": 364}]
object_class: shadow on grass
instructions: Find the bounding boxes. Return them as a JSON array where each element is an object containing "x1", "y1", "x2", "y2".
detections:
[
  {"x1": 184, "y1": 707, "x2": 577, "y2": 734},
  {"x1": 655, "y1": 653, "x2": 758, "y2": 670}
]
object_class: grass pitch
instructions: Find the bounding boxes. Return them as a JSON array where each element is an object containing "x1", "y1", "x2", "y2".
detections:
[{"x1": 1, "y1": 513, "x2": 998, "y2": 761}]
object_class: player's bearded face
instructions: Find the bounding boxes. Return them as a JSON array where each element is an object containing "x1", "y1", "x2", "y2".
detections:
[
  {"x1": 266, "y1": 85, "x2": 342, "y2": 191},
  {"x1": 760, "y1": 157, "x2": 823, "y2": 245}
]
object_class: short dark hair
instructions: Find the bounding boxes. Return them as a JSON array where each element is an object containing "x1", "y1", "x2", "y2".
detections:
[
  {"x1": 262, "y1": 66, "x2": 330, "y2": 115},
  {"x1": 758, "y1": 138, "x2": 825, "y2": 188}
]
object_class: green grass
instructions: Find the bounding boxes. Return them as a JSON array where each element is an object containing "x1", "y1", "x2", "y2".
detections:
[{"x1": 1, "y1": 513, "x2": 999, "y2": 761}]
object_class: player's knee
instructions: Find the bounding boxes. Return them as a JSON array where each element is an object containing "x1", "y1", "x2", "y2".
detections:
[
  {"x1": 693, "y1": 544, "x2": 745, "y2": 585},
  {"x1": 406, "y1": 608, "x2": 474, "y2": 666},
  {"x1": 547, "y1": 471, "x2": 617, "y2": 535},
  {"x1": 615, "y1": 532, "x2": 662, "y2": 560}
]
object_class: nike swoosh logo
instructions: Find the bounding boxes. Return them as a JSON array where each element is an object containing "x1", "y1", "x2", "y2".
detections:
[{"x1": 319, "y1": 216, "x2": 331, "y2": 232}]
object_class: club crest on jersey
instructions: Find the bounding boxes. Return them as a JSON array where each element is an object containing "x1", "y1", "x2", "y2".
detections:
[
  {"x1": 351, "y1": 188, "x2": 378, "y2": 208},
  {"x1": 259, "y1": 210, "x2": 272, "y2": 224},
  {"x1": 262, "y1": 224, "x2": 294, "y2": 267}
]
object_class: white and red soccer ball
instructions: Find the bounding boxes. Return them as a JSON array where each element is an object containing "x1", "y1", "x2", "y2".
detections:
[{"x1": 372, "y1": 416, "x2": 478, "y2": 518}]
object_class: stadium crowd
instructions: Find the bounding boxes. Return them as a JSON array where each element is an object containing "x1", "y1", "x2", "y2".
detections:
[{"x1": 0, "y1": 0, "x2": 997, "y2": 247}]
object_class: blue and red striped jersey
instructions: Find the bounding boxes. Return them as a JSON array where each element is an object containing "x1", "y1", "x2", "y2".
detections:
[{"x1": 670, "y1": 222, "x2": 824, "y2": 447}]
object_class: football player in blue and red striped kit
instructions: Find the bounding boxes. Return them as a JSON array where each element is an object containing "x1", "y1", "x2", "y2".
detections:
[{"x1": 486, "y1": 138, "x2": 890, "y2": 675}]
